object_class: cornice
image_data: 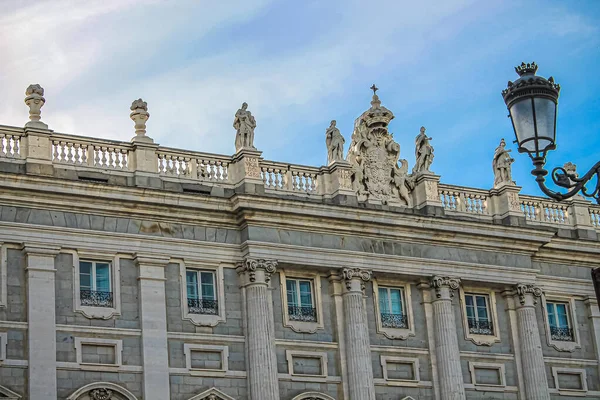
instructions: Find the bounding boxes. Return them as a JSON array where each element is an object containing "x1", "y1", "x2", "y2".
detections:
[
  {"x1": 241, "y1": 240, "x2": 539, "y2": 285},
  {"x1": 532, "y1": 238, "x2": 600, "y2": 267}
]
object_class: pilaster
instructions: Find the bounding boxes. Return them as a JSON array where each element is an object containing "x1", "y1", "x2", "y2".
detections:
[
  {"x1": 418, "y1": 280, "x2": 440, "y2": 400},
  {"x1": 430, "y1": 275, "x2": 464, "y2": 400},
  {"x1": 502, "y1": 289, "x2": 526, "y2": 399},
  {"x1": 23, "y1": 243, "x2": 60, "y2": 400},
  {"x1": 135, "y1": 254, "x2": 171, "y2": 400},
  {"x1": 412, "y1": 172, "x2": 442, "y2": 210},
  {"x1": 340, "y1": 267, "x2": 375, "y2": 400},
  {"x1": 513, "y1": 284, "x2": 550, "y2": 400},
  {"x1": 237, "y1": 258, "x2": 279, "y2": 400},
  {"x1": 584, "y1": 298, "x2": 600, "y2": 382}
]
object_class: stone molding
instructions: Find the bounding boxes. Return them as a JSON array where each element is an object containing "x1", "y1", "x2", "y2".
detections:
[
  {"x1": 236, "y1": 257, "x2": 278, "y2": 284},
  {"x1": 430, "y1": 276, "x2": 460, "y2": 299},
  {"x1": 67, "y1": 382, "x2": 138, "y2": 400},
  {"x1": 291, "y1": 393, "x2": 336, "y2": 400},
  {"x1": 515, "y1": 283, "x2": 543, "y2": 305},
  {"x1": 341, "y1": 267, "x2": 371, "y2": 291},
  {"x1": 0, "y1": 385, "x2": 21, "y2": 399},
  {"x1": 372, "y1": 279, "x2": 416, "y2": 340},
  {"x1": 187, "y1": 387, "x2": 236, "y2": 400},
  {"x1": 458, "y1": 287, "x2": 501, "y2": 346},
  {"x1": 541, "y1": 294, "x2": 581, "y2": 352}
]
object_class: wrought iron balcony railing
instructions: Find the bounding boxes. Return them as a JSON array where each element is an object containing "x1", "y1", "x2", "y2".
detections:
[
  {"x1": 381, "y1": 313, "x2": 409, "y2": 329},
  {"x1": 468, "y1": 318, "x2": 494, "y2": 335},
  {"x1": 188, "y1": 298, "x2": 218, "y2": 315},
  {"x1": 80, "y1": 290, "x2": 113, "y2": 308},
  {"x1": 288, "y1": 306, "x2": 317, "y2": 322},
  {"x1": 550, "y1": 326, "x2": 574, "y2": 342}
]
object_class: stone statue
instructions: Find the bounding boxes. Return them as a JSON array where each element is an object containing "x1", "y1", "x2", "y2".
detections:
[
  {"x1": 492, "y1": 138, "x2": 515, "y2": 187},
  {"x1": 412, "y1": 126, "x2": 434, "y2": 174},
  {"x1": 325, "y1": 120, "x2": 345, "y2": 164},
  {"x1": 234, "y1": 102, "x2": 257, "y2": 151},
  {"x1": 392, "y1": 159, "x2": 413, "y2": 207},
  {"x1": 346, "y1": 86, "x2": 413, "y2": 206}
]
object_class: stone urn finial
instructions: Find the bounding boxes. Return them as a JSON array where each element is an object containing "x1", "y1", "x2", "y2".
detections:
[
  {"x1": 130, "y1": 98, "x2": 152, "y2": 142},
  {"x1": 24, "y1": 84, "x2": 48, "y2": 129}
]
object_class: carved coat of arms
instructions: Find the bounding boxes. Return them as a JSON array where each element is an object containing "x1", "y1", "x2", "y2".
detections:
[{"x1": 347, "y1": 89, "x2": 412, "y2": 206}]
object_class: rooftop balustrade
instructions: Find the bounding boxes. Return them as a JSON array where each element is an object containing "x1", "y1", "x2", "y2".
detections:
[{"x1": 1, "y1": 84, "x2": 598, "y2": 234}]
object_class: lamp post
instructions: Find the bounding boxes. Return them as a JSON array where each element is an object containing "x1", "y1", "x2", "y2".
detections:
[{"x1": 502, "y1": 62, "x2": 600, "y2": 204}]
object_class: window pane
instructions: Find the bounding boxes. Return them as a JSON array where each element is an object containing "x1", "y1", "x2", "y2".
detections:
[
  {"x1": 466, "y1": 304, "x2": 475, "y2": 320},
  {"x1": 95, "y1": 263, "x2": 111, "y2": 292},
  {"x1": 299, "y1": 281, "x2": 313, "y2": 307},
  {"x1": 379, "y1": 288, "x2": 390, "y2": 313},
  {"x1": 475, "y1": 296, "x2": 487, "y2": 308},
  {"x1": 390, "y1": 289, "x2": 403, "y2": 315},
  {"x1": 547, "y1": 303, "x2": 557, "y2": 327},
  {"x1": 80, "y1": 261, "x2": 92, "y2": 275},
  {"x1": 465, "y1": 295, "x2": 474, "y2": 307},
  {"x1": 287, "y1": 280, "x2": 298, "y2": 306},
  {"x1": 477, "y1": 305, "x2": 489, "y2": 321},
  {"x1": 556, "y1": 304, "x2": 569, "y2": 327},
  {"x1": 186, "y1": 271, "x2": 198, "y2": 299},
  {"x1": 80, "y1": 272, "x2": 91, "y2": 290},
  {"x1": 200, "y1": 272, "x2": 214, "y2": 285}
]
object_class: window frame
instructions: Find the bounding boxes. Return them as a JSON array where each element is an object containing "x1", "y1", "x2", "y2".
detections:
[
  {"x1": 541, "y1": 295, "x2": 581, "y2": 352},
  {"x1": 468, "y1": 362, "x2": 507, "y2": 391},
  {"x1": 179, "y1": 261, "x2": 226, "y2": 327},
  {"x1": 0, "y1": 332, "x2": 6, "y2": 362},
  {"x1": 373, "y1": 279, "x2": 415, "y2": 340},
  {"x1": 183, "y1": 343, "x2": 229, "y2": 377},
  {"x1": 279, "y1": 269, "x2": 324, "y2": 334},
  {"x1": 459, "y1": 287, "x2": 500, "y2": 346},
  {"x1": 74, "y1": 337, "x2": 122, "y2": 371},
  {"x1": 285, "y1": 349, "x2": 328, "y2": 381},
  {"x1": 185, "y1": 269, "x2": 218, "y2": 315},
  {"x1": 551, "y1": 367, "x2": 588, "y2": 395},
  {"x1": 70, "y1": 250, "x2": 122, "y2": 320},
  {"x1": 380, "y1": 356, "x2": 420, "y2": 385}
]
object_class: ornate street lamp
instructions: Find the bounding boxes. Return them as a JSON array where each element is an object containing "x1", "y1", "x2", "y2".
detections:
[{"x1": 502, "y1": 62, "x2": 600, "y2": 204}]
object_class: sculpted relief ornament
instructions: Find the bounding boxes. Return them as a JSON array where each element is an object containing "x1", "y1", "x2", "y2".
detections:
[
  {"x1": 492, "y1": 138, "x2": 515, "y2": 188},
  {"x1": 234, "y1": 102, "x2": 257, "y2": 152},
  {"x1": 346, "y1": 86, "x2": 413, "y2": 206},
  {"x1": 326, "y1": 120, "x2": 345, "y2": 164}
]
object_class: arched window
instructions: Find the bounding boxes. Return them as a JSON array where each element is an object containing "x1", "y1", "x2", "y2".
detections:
[
  {"x1": 291, "y1": 392, "x2": 336, "y2": 400},
  {"x1": 67, "y1": 382, "x2": 138, "y2": 400}
]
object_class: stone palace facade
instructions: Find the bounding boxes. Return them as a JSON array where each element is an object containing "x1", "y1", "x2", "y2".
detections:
[{"x1": 0, "y1": 85, "x2": 599, "y2": 400}]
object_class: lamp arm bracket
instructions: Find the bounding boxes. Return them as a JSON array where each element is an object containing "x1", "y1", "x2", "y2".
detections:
[{"x1": 538, "y1": 161, "x2": 600, "y2": 204}]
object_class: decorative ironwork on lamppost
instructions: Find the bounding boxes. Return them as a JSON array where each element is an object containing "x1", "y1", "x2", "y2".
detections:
[{"x1": 502, "y1": 62, "x2": 600, "y2": 204}]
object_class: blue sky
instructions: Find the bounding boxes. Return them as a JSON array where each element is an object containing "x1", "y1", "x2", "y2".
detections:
[{"x1": 1, "y1": 0, "x2": 598, "y2": 197}]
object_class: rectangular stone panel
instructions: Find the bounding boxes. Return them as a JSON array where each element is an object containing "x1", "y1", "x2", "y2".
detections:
[
  {"x1": 190, "y1": 350, "x2": 222, "y2": 370},
  {"x1": 292, "y1": 355, "x2": 322, "y2": 375},
  {"x1": 81, "y1": 343, "x2": 117, "y2": 365},
  {"x1": 386, "y1": 361, "x2": 415, "y2": 381},
  {"x1": 474, "y1": 367, "x2": 502, "y2": 386}
]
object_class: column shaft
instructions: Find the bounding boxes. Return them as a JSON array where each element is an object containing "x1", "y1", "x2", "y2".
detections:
[
  {"x1": 514, "y1": 285, "x2": 549, "y2": 400},
  {"x1": 137, "y1": 256, "x2": 170, "y2": 400},
  {"x1": 238, "y1": 259, "x2": 279, "y2": 400},
  {"x1": 430, "y1": 276, "x2": 465, "y2": 400},
  {"x1": 341, "y1": 268, "x2": 375, "y2": 400}
]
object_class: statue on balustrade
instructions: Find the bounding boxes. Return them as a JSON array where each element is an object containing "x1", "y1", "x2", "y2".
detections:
[
  {"x1": 346, "y1": 85, "x2": 413, "y2": 206},
  {"x1": 233, "y1": 102, "x2": 257, "y2": 152},
  {"x1": 325, "y1": 120, "x2": 345, "y2": 164},
  {"x1": 412, "y1": 126, "x2": 434, "y2": 174},
  {"x1": 492, "y1": 138, "x2": 515, "y2": 187}
]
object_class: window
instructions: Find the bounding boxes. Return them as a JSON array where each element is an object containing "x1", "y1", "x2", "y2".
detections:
[
  {"x1": 546, "y1": 301, "x2": 573, "y2": 342},
  {"x1": 286, "y1": 278, "x2": 317, "y2": 322},
  {"x1": 279, "y1": 270, "x2": 324, "y2": 333},
  {"x1": 179, "y1": 262, "x2": 225, "y2": 327},
  {"x1": 373, "y1": 280, "x2": 415, "y2": 340},
  {"x1": 186, "y1": 269, "x2": 218, "y2": 315},
  {"x1": 71, "y1": 251, "x2": 122, "y2": 320},
  {"x1": 378, "y1": 287, "x2": 408, "y2": 329},
  {"x1": 464, "y1": 294, "x2": 493, "y2": 335},
  {"x1": 79, "y1": 260, "x2": 113, "y2": 308},
  {"x1": 459, "y1": 288, "x2": 500, "y2": 346}
]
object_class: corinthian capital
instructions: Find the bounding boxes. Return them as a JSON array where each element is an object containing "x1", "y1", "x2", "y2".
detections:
[
  {"x1": 431, "y1": 275, "x2": 461, "y2": 298},
  {"x1": 237, "y1": 258, "x2": 278, "y2": 284},
  {"x1": 515, "y1": 283, "x2": 543, "y2": 305},
  {"x1": 341, "y1": 267, "x2": 372, "y2": 291}
]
